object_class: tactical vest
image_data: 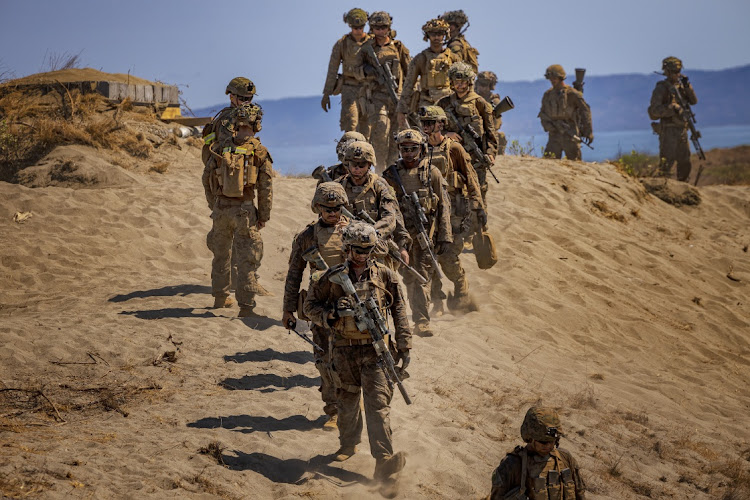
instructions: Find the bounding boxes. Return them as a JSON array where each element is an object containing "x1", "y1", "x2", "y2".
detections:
[
  {"x1": 369, "y1": 40, "x2": 403, "y2": 90},
  {"x1": 450, "y1": 36, "x2": 479, "y2": 72},
  {"x1": 522, "y1": 449, "x2": 577, "y2": 500},
  {"x1": 335, "y1": 269, "x2": 387, "y2": 340},
  {"x1": 396, "y1": 162, "x2": 439, "y2": 217},
  {"x1": 208, "y1": 138, "x2": 261, "y2": 198},
  {"x1": 343, "y1": 173, "x2": 380, "y2": 223},
  {"x1": 340, "y1": 34, "x2": 369, "y2": 82},
  {"x1": 314, "y1": 222, "x2": 345, "y2": 270},
  {"x1": 429, "y1": 139, "x2": 466, "y2": 198},
  {"x1": 653, "y1": 80, "x2": 689, "y2": 128},
  {"x1": 450, "y1": 92, "x2": 485, "y2": 137},
  {"x1": 424, "y1": 50, "x2": 456, "y2": 92},
  {"x1": 543, "y1": 87, "x2": 579, "y2": 122}
]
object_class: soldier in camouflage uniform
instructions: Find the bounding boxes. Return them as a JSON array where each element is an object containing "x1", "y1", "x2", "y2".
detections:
[
  {"x1": 438, "y1": 10, "x2": 479, "y2": 73},
  {"x1": 538, "y1": 65, "x2": 593, "y2": 161},
  {"x1": 322, "y1": 8, "x2": 371, "y2": 136},
  {"x1": 282, "y1": 182, "x2": 351, "y2": 431},
  {"x1": 320, "y1": 131, "x2": 368, "y2": 182},
  {"x1": 419, "y1": 106, "x2": 485, "y2": 314},
  {"x1": 396, "y1": 18, "x2": 461, "y2": 130},
  {"x1": 475, "y1": 71, "x2": 508, "y2": 155},
  {"x1": 303, "y1": 222, "x2": 410, "y2": 481},
  {"x1": 490, "y1": 406, "x2": 587, "y2": 499},
  {"x1": 648, "y1": 56, "x2": 699, "y2": 182},
  {"x1": 438, "y1": 62, "x2": 498, "y2": 203},
  {"x1": 360, "y1": 11, "x2": 411, "y2": 172},
  {"x1": 383, "y1": 129, "x2": 453, "y2": 338},
  {"x1": 202, "y1": 78, "x2": 273, "y2": 317}
]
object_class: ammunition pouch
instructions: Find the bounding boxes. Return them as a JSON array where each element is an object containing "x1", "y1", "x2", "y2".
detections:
[
  {"x1": 502, "y1": 487, "x2": 529, "y2": 500},
  {"x1": 216, "y1": 145, "x2": 258, "y2": 199},
  {"x1": 332, "y1": 73, "x2": 344, "y2": 96},
  {"x1": 473, "y1": 230, "x2": 498, "y2": 269}
]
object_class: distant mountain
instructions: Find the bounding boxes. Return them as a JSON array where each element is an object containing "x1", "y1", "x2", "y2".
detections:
[{"x1": 192, "y1": 65, "x2": 750, "y2": 167}]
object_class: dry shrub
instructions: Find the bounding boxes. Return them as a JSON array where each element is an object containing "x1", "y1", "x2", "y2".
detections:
[
  {"x1": 591, "y1": 200, "x2": 626, "y2": 223},
  {"x1": 120, "y1": 134, "x2": 152, "y2": 158},
  {"x1": 570, "y1": 384, "x2": 597, "y2": 409},
  {"x1": 618, "y1": 410, "x2": 649, "y2": 425},
  {"x1": 589, "y1": 373, "x2": 604, "y2": 381},
  {"x1": 186, "y1": 136, "x2": 202, "y2": 148},
  {"x1": 198, "y1": 441, "x2": 226, "y2": 466},
  {"x1": 150, "y1": 161, "x2": 169, "y2": 174}
]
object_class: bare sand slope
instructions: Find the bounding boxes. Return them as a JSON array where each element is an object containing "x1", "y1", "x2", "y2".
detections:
[{"x1": 1, "y1": 144, "x2": 748, "y2": 499}]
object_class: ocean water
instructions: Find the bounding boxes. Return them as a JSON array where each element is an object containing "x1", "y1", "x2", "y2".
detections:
[{"x1": 267, "y1": 124, "x2": 750, "y2": 176}]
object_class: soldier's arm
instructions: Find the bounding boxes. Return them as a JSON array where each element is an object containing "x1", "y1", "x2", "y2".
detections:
[
  {"x1": 282, "y1": 229, "x2": 311, "y2": 313},
  {"x1": 399, "y1": 43, "x2": 411, "y2": 78},
  {"x1": 432, "y1": 169, "x2": 453, "y2": 244},
  {"x1": 303, "y1": 275, "x2": 333, "y2": 328},
  {"x1": 201, "y1": 159, "x2": 215, "y2": 209},
  {"x1": 538, "y1": 92, "x2": 556, "y2": 132},
  {"x1": 255, "y1": 147, "x2": 273, "y2": 224},
  {"x1": 323, "y1": 39, "x2": 344, "y2": 95},
  {"x1": 373, "y1": 179, "x2": 398, "y2": 238},
  {"x1": 648, "y1": 82, "x2": 676, "y2": 120},
  {"x1": 489, "y1": 455, "x2": 522, "y2": 500},
  {"x1": 684, "y1": 81, "x2": 698, "y2": 105},
  {"x1": 477, "y1": 98, "x2": 499, "y2": 156},
  {"x1": 396, "y1": 55, "x2": 420, "y2": 114},
  {"x1": 450, "y1": 143, "x2": 484, "y2": 210},
  {"x1": 393, "y1": 208, "x2": 412, "y2": 251},
  {"x1": 436, "y1": 96, "x2": 459, "y2": 134},
  {"x1": 384, "y1": 268, "x2": 411, "y2": 350}
]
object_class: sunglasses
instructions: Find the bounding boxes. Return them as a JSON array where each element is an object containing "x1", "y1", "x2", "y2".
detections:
[
  {"x1": 399, "y1": 145, "x2": 419, "y2": 153},
  {"x1": 236, "y1": 95, "x2": 252, "y2": 102},
  {"x1": 321, "y1": 205, "x2": 343, "y2": 213},
  {"x1": 421, "y1": 120, "x2": 436, "y2": 126},
  {"x1": 349, "y1": 161, "x2": 370, "y2": 169},
  {"x1": 372, "y1": 25, "x2": 389, "y2": 30},
  {"x1": 350, "y1": 245, "x2": 372, "y2": 255}
]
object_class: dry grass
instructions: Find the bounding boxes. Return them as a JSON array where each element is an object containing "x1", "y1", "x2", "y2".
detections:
[
  {"x1": 570, "y1": 384, "x2": 597, "y2": 409},
  {"x1": 198, "y1": 441, "x2": 227, "y2": 466},
  {"x1": 591, "y1": 200, "x2": 626, "y2": 223},
  {"x1": 150, "y1": 161, "x2": 169, "y2": 174}
]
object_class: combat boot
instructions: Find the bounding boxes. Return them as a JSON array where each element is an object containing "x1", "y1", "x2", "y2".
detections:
[
  {"x1": 431, "y1": 298, "x2": 445, "y2": 317},
  {"x1": 237, "y1": 299, "x2": 257, "y2": 317},
  {"x1": 413, "y1": 322, "x2": 433, "y2": 338},
  {"x1": 213, "y1": 295, "x2": 234, "y2": 309},
  {"x1": 333, "y1": 445, "x2": 356, "y2": 462},
  {"x1": 323, "y1": 414, "x2": 338, "y2": 432},
  {"x1": 374, "y1": 452, "x2": 406, "y2": 481}
]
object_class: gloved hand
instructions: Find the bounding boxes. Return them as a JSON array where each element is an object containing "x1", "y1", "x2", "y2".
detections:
[
  {"x1": 282, "y1": 311, "x2": 296, "y2": 330},
  {"x1": 397, "y1": 349, "x2": 410, "y2": 371},
  {"x1": 321, "y1": 94, "x2": 331, "y2": 112},
  {"x1": 680, "y1": 75, "x2": 689, "y2": 85},
  {"x1": 670, "y1": 103, "x2": 682, "y2": 115},
  {"x1": 435, "y1": 241, "x2": 450, "y2": 255},
  {"x1": 475, "y1": 209, "x2": 487, "y2": 228},
  {"x1": 336, "y1": 296, "x2": 355, "y2": 316}
]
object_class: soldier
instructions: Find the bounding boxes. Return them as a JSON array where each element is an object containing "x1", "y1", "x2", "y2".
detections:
[
  {"x1": 382, "y1": 129, "x2": 452, "y2": 338},
  {"x1": 396, "y1": 18, "x2": 461, "y2": 130},
  {"x1": 438, "y1": 9, "x2": 479, "y2": 73},
  {"x1": 201, "y1": 79, "x2": 272, "y2": 317},
  {"x1": 360, "y1": 11, "x2": 411, "y2": 172},
  {"x1": 438, "y1": 62, "x2": 498, "y2": 203},
  {"x1": 648, "y1": 56, "x2": 699, "y2": 182},
  {"x1": 419, "y1": 106, "x2": 485, "y2": 314},
  {"x1": 303, "y1": 221, "x2": 410, "y2": 482},
  {"x1": 475, "y1": 71, "x2": 508, "y2": 155},
  {"x1": 321, "y1": 8, "x2": 371, "y2": 136},
  {"x1": 490, "y1": 406, "x2": 587, "y2": 499},
  {"x1": 321, "y1": 131, "x2": 368, "y2": 182},
  {"x1": 282, "y1": 182, "x2": 351, "y2": 431},
  {"x1": 339, "y1": 141, "x2": 412, "y2": 266},
  {"x1": 538, "y1": 64, "x2": 593, "y2": 161}
]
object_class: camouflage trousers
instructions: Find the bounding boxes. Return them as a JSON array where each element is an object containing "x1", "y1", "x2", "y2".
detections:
[
  {"x1": 401, "y1": 238, "x2": 436, "y2": 326},
  {"x1": 431, "y1": 214, "x2": 470, "y2": 300},
  {"x1": 365, "y1": 95, "x2": 398, "y2": 173},
  {"x1": 340, "y1": 84, "x2": 369, "y2": 137},
  {"x1": 659, "y1": 126, "x2": 692, "y2": 182},
  {"x1": 544, "y1": 131, "x2": 581, "y2": 161},
  {"x1": 313, "y1": 325, "x2": 337, "y2": 416},
  {"x1": 497, "y1": 131, "x2": 507, "y2": 155},
  {"x1": 333, "y1": 345, "x2": 394, "y2": 460},
  {"x1": 206, "y1": 199, "x2": 263, "y2": 307},
  {"x1": 474, "y1": 164, "x2": 489, "y2": 205}
]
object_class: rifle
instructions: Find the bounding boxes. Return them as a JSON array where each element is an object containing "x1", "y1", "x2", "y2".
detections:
[
  {"x1": 362, "y1": 43, "x2": 399, "y2": 107},
  {"x1": 492, "y1": 95, "x2": 514, "y2": 121},
  {"x1": 385, "y1": 164, "x2": 442, "y2": 279},
  {"x1": 572, "y1": 68, "x2": 586, "y2": 93},
  {"x1": 285, "y1": 318, "x2": 324, "y2": 353},
  {"x1": 554, "y1": 120, "x2": 594, "y2": 150},
  {"x1": 671, "y1": 77, "x2": 706, "y2": 160},
  {"x1": 328, "y1": 265, "x2": 412, "y2": 404},
  {"x1": 443, "y1": 107, "x2": 500, "y2": 184}
]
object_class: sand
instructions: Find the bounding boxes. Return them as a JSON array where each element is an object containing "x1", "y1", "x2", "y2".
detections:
[{"x1": 1, "y1": 136, "x2": 748, "y2": 499}]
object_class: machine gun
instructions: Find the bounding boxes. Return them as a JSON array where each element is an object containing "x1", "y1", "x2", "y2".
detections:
[
  {"x1": 362, "y1": 43, "x2": 399, "y2": 107},
  {"x1": 443, "y1": 107, "x2": 500, "y2": 184},
  {"x1": 328, "y1": 265, "x2": 412, "y2": 404},
  {"x1": 385, "y1": 164, "x2": 442, "y2": 279},
  {"x1": 671, "y1": 77, "x2": 705, "y2": 161},
  {"x1": 572, "y1": 68, "x2": 586, "y2": 93}
]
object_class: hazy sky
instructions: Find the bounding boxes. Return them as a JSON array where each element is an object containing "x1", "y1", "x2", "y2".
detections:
[{"x1": 2, "y1": 0, "x2": 749, "y2": 109}]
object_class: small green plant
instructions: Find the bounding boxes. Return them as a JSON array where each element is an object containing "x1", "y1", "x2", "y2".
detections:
[
  {"x1": 507, "y1": 137, "x2": 536, "y2": 157},
  {"x1": 615, "y1": 149, "x2": 660, "y2": 177}
]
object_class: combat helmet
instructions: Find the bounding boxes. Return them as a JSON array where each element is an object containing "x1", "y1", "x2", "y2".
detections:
[
  {"x1": 448, "y1": 62, "x2": 476, "y2": 82},
  {"x1": 520, "y1": 406, "x2": 562, "y2": 444},
  {"x1": 226, "y1": 77, "x2": 256, "y2": 98},
  {"x1": 439, "y1": 9, "x2": 469, "y2": 29},
  {"x1": 662, "y1": 56, "x2": 683, "y2": 74},
  {"x1": 342, "y1": 221, "x2": 378, "y2": 250},
  {"x1": 395, "y1": 128, "x2": 425, "y2": 146},
  {"x1": 544, "y1": 64, "x2": 567, "y2": 80},
  {"x1": 336, "y1": 131, "x2": 367, "y2": 161},
  {"x1": 368, "y1": 11, "x2": 392, "y2": 28},
  {"x1": 344, "y1": 8, "x2": 368, "y2": 28},
  {"x1": 343, "y1": 140, "x2": 376, "y2": 165},
  {"x1": 477, "y1": 71, "x2": 498, "y2": 89},
  {"x1": 418, "y1": 105, "x2": 448, "y2": 124},
  {"x1": 311, "y1": 182, "x2": 348, "y2": 214},
  {"x1": 421, "y1": 18, "x2": 450, "y2": 41}
]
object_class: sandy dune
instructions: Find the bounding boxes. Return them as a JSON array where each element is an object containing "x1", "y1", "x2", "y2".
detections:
[{"x1": 1, "y1": 136, "x2": 748, "y2": 499}]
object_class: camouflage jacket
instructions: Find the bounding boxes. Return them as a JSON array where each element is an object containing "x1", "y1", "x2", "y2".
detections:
[
  {"x1": 648, "y1": 79, "x2": 698, "y2": 129},
  {"x1": 303, "y1": 260, "x2": 412, "y2": 350},
  {"x1": 446, "y1": 34, "x2": 479, "y2": 73},
  {"x1": 437, "y1": 91, "x2": 499, "y2": 157},
  {"x1": 397, "y1": 47, "x2": 462, "y2": 114},
  {"x1": 360, "y1": 37, "x2": 411, "y2": 100},
  {"x1": 338, "y1": 171, "x2": 398, "y2": 237},
  {"x1": 477, "y1": 90, "x2": 503, "y2": 131},
  {"x1": 382, "y1": 159, "x2": 453, "y2": 245},
  {"x1": 427, "y1": 137, "x2": 484, "y2": 212},
  {"x1": 323, "y1": 32, "x2": 371, "y2": 95},
  {"x1": 490, "y1": 446, "x2": 586, "y2": 500},
  {"x1": 538, "y1": 85, "x2": 593, "y2": 138}
]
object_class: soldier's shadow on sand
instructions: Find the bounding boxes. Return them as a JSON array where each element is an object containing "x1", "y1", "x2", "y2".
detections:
[
  {"x1": 223, "y1": 451, "x2": 370, "y2": 486},
  {"x1": 224, "y1": 349, "x2": 314, "y2": 364},
  {"x1": 219, "y1": 373, "x2": 319, "y2": 392},
  {"x1": 119, "y1": 308, "x2": 217, "y2": 320},
  {"x1": 109, "y1": 284, "x2": 211, "y2": 303},
  {"x1": 188, "y1": 414, "x2": 326, "y2": 434},
  {"x1": 236, "y1": 315, "x2": 282, "y2": 331}
]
